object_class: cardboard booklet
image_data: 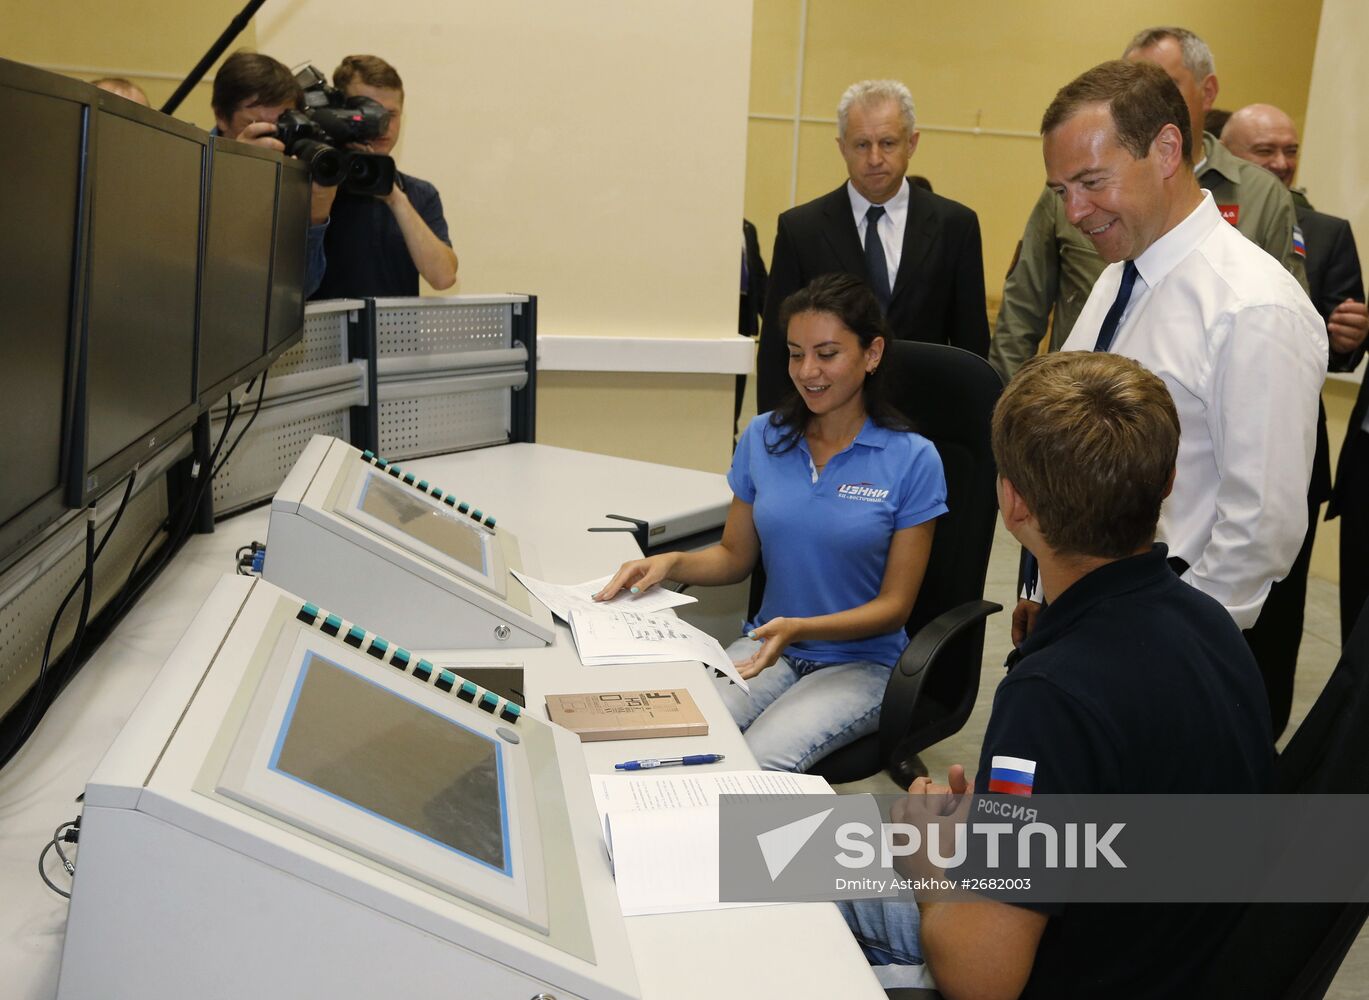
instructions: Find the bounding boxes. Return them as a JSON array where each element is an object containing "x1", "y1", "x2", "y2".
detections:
[{"x1": 544, "y1": 688, "x2": 708, "y2": 741}]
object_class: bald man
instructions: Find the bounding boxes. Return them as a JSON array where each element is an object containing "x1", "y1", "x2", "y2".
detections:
[{"x1": 1225, "y1": 103, "x2": 1369, "y2": 643}]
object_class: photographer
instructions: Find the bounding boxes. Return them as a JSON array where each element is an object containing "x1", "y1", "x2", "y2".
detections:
[
  {"x1": 210, "y1": 51, "x2": 331, "y2": 296},
  {"x1": 310, "y1": 55, "x2": 458, "y2": 299}
]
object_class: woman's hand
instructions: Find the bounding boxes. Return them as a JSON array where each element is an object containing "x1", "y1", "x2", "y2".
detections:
[
  {"x1": 733, "y1": 617, "x2": 801, "y2": 679},
  {"x1": 593, "y1": 552, "x2": 681, "y2": 601}
]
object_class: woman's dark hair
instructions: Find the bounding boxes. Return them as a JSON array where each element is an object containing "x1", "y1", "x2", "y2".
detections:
[{"x1": 766, "y1": 273, "x2": 909, "y2": 453}]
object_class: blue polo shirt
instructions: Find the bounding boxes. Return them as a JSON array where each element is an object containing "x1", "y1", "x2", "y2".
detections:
[{"x1": 729, "y1": 414, "x2": 947, "y2": 667}]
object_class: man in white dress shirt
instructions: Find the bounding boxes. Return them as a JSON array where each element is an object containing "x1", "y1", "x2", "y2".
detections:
[{"x1": 1016, "y1": 60, "x2": 1325, "y2": 639}]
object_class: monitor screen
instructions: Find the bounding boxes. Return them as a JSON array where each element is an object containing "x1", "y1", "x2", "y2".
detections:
[
  {"x1": 272, "y1": 652, "x2": 509, "y2": 872},
  {"x1": 199, "y1": 145, "x2": 277, "y2": 401},
  {"x1": 357, "y1": 472, "x2": 489, "y2": 574},
  {"x1": 0, "y1": 83, "x2": 83, "y2": 537},
  {"x1": 82, "y1": 108, "x2": 203, "y2": 480},
  {"x1": 267, "y1": 161, "x2": 309, "y2": 353}
]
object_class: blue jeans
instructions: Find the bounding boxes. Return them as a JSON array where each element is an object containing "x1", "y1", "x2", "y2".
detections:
[
  {"x1": 837, "y1": 897, "x2": 927, "y2": 987},
  {"x1": 714, "y1": 636, "x2": 891, "y2": 772}
]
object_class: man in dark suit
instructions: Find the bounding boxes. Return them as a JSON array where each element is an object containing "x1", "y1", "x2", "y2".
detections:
[
  {"x1": 755, "y1": 79, "x2": 989, "y2": 412},
  {"x1": 1224, "y1": 104, "x2": 1369, "y2": 647},
  {"x1": 1297, "y1": 202, "x2": 1369, "y2": 643}
]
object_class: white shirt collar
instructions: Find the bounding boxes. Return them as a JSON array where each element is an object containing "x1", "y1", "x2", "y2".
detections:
[
  {"x1": 846, "y1": 178, "x2": 910, "y2": 226},
  {"x1": 1133, "y1": 189, "x2": 1222, "y2": 289}
]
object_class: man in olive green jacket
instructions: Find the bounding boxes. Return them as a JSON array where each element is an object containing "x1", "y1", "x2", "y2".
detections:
[{"x1": 988, "y1": 26, "x2": 1306, "y2": 380}]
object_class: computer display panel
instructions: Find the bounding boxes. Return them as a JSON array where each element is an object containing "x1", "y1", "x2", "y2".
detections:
[
  {"x1": 70, "y1": 101, "x2": 206, "y2": 504},
  {"x1": 198, "y1": 139, "x2": 278, "y2": 405},
  {"x1": 215, "y1": 620, "x2": 549, "y2": 931},
  {"x1": 272, "y1": 652, "x2": 510, "y2": 873},
  {"x1": 0, "y1": 63, "x2": 89, "y2": 562},
  {"x1": 337, "y1": 465, "x2": 505, "y2": 595},
  {"x1": 266, "y1": 158, "x2": 309, "y2": 356}
]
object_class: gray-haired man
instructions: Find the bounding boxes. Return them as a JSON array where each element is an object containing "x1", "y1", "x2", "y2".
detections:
[{"x1": 755, "y1": 79, "x2": 989, "y2": 412}]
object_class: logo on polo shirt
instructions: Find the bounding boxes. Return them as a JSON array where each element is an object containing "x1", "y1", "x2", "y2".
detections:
[{"x1": 836, "y1": 481, "x2": 890, "y2": 503}]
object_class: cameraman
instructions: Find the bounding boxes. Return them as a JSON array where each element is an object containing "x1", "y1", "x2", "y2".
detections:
[
  {"x1": 210, "y1": 51, "x2": 331, "y2": 296},
  {"x1": 310, "y1": 55, "x2": 458, "y2": 298}
]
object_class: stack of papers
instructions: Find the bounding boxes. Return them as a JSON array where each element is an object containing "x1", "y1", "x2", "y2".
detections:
[
  {"x1": 591, "y1": 770, "x2": 836, "y2": 915},
  {"x1": 568, "y1": 607, "x2": 748, "y2": 691},
  {"x1": 511, "y1": 570, "x2": 746, "y2": 691},
  {"x1": 510, "y1": 570, "x2": 697, "y2": 622}
]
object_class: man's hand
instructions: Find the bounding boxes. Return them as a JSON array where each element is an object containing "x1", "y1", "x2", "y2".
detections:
[
  {"x1": 233, "y1": 120, "x2": 285, "y2": 153},
  {"x1": 887, "y1": 765, "x2": 973, "y2": 882},
  {"x1": 1011, "y1": 598, "x2": 1041, "y2": 647},
  {"x1": 902, "y1": 764, "x2": 971, "y2": 817},
  {"x1": 1328, "y1": 298, "x2": 1369, "y2": 356},
  {"x1": 310, "y1": 183, "x2": 337, "y2": 226},
  {"x1": 377, "y1": 173, "x2": 459, "y2": 290},
  {"x1": 733, "y1": 617, "x2": 799, "y2": 679}
]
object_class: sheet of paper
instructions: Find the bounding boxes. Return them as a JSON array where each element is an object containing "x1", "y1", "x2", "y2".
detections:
[
  {"x1": 590, "y1": 771, "x2": 835, "y2": 915},
  {"x1": 569, "y1": 607, "x2": 749, "y2": 692},
  {"x1": 510, "y1": 570, "x2": 697, "y2": 622},
  {"x1": 591, "y1": 770, "x2": 834, "y2": 824}
]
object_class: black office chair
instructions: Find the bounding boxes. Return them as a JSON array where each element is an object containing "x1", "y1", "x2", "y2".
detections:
[
  {"x1": 1196, "y1": 602, "x2": 1369, "y2": 998},
  {"x1": 807, "y1": 341, "x2": 1004, "y2": 787}
]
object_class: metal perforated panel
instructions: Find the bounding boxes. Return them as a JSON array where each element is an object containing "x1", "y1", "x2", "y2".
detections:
[
  {"x1": 375, "y1": 303, "x2": 513, "y2": 357},
  {"x1": 0, "y1": 485, "x2": 166, "y2": 718},
  {"x1": 213, "y1": 409, "x2": 350, "y2": 515},
  {"x1": 271, "y1": 308, "x2": 351, "y2": 377},
  {"x1": 377, "y1": 388, "x2": 510, "y2": 459}
]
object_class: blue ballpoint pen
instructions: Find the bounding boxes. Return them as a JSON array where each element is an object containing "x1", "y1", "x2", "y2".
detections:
[{"x1": 614, "y1": 754, "x2": 726, "y2": 771}]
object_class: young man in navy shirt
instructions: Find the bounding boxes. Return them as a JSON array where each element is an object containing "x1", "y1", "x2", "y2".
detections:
[
  {"x1": 310, "y1": 55, "x2": 457, "y2": 299},
  {"x1": 840, "y1": 351, "x2": 1274, "y2": 998}
]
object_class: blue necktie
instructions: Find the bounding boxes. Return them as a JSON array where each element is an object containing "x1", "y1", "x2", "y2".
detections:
[
  {"x1": 864, "y1": 205, "x2": 891, "y2": 313},
  {"x1": 1019, "y1": 259, "x2": 1139, "y2": 621},
  {"x1": 1093, "y1": 260, "x2": 1139, "y2": 353}
]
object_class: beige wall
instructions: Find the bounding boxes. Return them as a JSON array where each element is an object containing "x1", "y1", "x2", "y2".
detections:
[
  {"x1": 1301, "y1": 0, "x2": 1369, "y2": 585},
  {"x1": 254, "y1": 0, "x2": 752, "y2": 473},
  {"x1": 4, "y1": 0, "x2": 258, "y2": 128},
  {"x1": 747, "y1": 0, "x2": 1323, "y2": 296}
]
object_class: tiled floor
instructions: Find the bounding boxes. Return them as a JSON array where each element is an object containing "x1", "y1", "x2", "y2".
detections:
[{"x1": 834, "y1": 520, "x2": 1369, "y2": 997}]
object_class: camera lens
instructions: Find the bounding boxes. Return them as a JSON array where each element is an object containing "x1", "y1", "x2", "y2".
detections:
[{"x1": 292, "y1": 139, "x2": 346, "y2": 187}]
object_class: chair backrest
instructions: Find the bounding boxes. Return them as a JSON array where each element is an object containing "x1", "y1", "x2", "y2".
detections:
[
  {"x1": 882, "y1": 342, "x2": 1001, "y2": 633},
  {"x1": 876, "y1": 342, "x2": 1007, "y2": 745},
  {"x1": 1198, "y1": 604, "x2": 1369, "y2": 998}
]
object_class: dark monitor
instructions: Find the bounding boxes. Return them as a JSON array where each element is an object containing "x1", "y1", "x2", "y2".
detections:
[
  {"x1": 0, "y1": 61, "x2": 89, "y2": 565},
  {"x1": 198, "y1": 139, "x2": 279, "y2": 405},
  {"x1": 267, "y1": 159, "x2": 310, "y2": 356},
  {"x1": 69, "y1": 99, "x2": 207, "y2": 506}
]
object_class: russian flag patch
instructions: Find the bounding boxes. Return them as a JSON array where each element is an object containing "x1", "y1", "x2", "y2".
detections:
[
  {"x1": 1292, "y1": 225, "x2": 1307, "y2": 258},
  {"x1": 988, "y1": 755, "x2": 1036, "y2": 796}
]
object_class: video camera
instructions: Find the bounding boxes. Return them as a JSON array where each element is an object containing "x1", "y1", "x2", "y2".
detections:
[{"x1": 275, "y1": 64, "x2": 396, "y2": 196}]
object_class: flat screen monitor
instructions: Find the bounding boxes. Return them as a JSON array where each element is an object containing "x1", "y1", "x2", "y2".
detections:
[
  {"x1": 70, "y1": 101, "x2": 207, "y2": 505},
  {"x1": 266, "y1": 159, "x2": 309, "y2": 355},
  {"x1": 215, "y1": 605, "x2": 555, "y2": 931},
  {"x1": 198, "y1": 140, "x2": 279, "y2": 405},
  {"x1": 272, "y1": 651, "x2": 510, "y2": 873},
  {"x1": 353, "y1": 471, "x2": 491, "y2": 577},
  {"x1": 0, "y1": 61, "x2": 88, "y2": 564}
]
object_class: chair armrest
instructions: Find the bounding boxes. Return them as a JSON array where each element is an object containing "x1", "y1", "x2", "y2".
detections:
[{"x1": 878, "y1": 599, "x2": 1002, "y2": 764}]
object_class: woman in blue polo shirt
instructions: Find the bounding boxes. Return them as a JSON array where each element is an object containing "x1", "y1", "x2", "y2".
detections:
[{"x1": 596, "y1": 273, "x2": 946, "y2": 771}]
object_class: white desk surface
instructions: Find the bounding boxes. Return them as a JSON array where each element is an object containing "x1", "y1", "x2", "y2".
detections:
[
  {"x1": 0, "y1": 444, "x2": 883, "y2": 999},
  {"x1": 421, "y1": 442, "x2": 733, "y2": 546}
]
